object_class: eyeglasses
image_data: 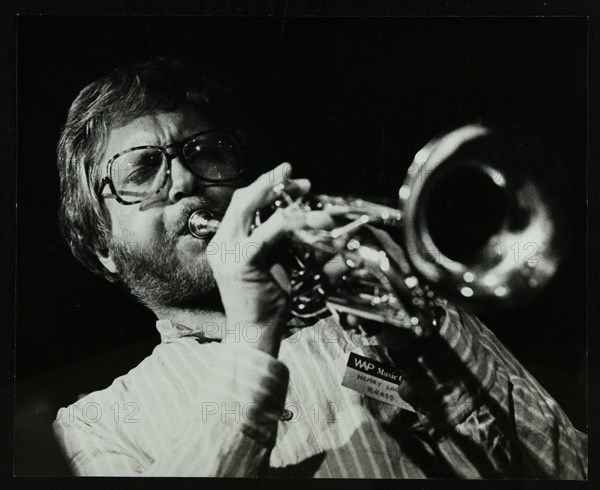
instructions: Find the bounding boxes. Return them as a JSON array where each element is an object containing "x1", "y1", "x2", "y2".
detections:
[{"x1": 98, "y1": 129, "x2": 244, "y2": 205}]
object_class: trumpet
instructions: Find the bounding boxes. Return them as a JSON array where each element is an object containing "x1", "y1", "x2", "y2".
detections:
[{"x1": 189, "y1": 122, "x2": 569, "y2": 327}]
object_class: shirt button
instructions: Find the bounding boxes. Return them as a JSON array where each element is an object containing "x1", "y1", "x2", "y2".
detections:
[{"x1": 280, "y1": 409, "x2": 294, "y2": 421}]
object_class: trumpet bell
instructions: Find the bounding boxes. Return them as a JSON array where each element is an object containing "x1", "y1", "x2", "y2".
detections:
[{"x1": 399, "y1": 122, "x2": 569, "y2": 309}]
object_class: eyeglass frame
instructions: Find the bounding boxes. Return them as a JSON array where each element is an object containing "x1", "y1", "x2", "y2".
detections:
[{"x1": 97, "y1": 129, "x2": 245, "y2": 205}]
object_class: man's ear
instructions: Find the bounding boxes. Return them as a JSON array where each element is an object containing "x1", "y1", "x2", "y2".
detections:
[{"x1": 97, "y1": 249, "x2": 118, "y2": 275}]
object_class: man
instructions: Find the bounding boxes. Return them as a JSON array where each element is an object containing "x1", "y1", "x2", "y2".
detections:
[{"x1": 52, "y1": 57, "x2": 587, "y2": 478}]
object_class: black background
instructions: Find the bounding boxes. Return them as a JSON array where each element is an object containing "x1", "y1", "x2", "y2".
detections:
[{"x1": 15, "y1": 16, "x2": 587, "y2": 474}]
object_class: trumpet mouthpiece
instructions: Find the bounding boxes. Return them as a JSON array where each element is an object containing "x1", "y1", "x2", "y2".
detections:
[{"x1": 188, "y1": 210, "x2": 221, "y2": 239}]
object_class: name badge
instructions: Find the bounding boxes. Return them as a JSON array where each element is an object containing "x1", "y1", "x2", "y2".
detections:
[{"x1": 342, "y1": 352, "x2": 415, "y2": 412}]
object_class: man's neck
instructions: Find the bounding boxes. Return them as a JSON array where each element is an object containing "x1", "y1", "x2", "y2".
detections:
[{"x1": 153, "y1": 306, "x2": 227, "y2": 331}]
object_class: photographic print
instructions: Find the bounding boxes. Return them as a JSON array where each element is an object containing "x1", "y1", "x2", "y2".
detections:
[{"x1": 14, "y1": 14, "x2": 588, "y2": 478}]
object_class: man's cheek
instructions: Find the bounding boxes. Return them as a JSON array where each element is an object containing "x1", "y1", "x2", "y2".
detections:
[
  {"x1": 117, "y1": 212, "x2": 165, "y2": 243},
  {"x1": 177, "y1": 234, "x2": 210, "y2": 260}
]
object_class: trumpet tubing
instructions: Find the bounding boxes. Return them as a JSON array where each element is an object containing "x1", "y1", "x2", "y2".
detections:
[{"x1": 188, "y1": 122, "x2": 568, "y2": 324}]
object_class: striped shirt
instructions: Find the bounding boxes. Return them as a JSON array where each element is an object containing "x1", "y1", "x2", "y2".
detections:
[{"x1": 53, "y1": 301, "x2": 587, "y2": 478}]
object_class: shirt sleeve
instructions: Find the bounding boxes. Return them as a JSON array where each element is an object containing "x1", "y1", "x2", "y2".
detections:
[
  {"x1": 397, "y1": 301, "x2": 588, "y2": 479},
  {"x1": 53, "y1": 340, "x2": 290, "y2": 477}
]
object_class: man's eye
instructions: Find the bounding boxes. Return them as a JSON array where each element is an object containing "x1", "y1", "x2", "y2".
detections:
[
  {"x1": 123, "y1": 166, "x2": 155, "y2": 185},
  {"x1": 121, "y1": 152, "x2": 162, "y2": 184},
  {"x1": 134, "y1": 152, "x2": 163, "y2": 168}
]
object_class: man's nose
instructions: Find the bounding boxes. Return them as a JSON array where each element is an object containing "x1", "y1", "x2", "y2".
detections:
[{"x1": 168, "y1": 157, "x2": 200, "y2": 203}]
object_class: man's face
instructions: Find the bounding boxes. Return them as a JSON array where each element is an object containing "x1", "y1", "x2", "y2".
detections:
[{"x1": 97, "y1": 106, "x2": 239, "y2": 309}]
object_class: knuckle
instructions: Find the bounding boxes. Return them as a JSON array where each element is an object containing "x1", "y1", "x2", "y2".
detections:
[
  {"x1": 269, "y1": 208, "x2": 289, "y2": 232},
  {"x1": 281, "y1": 207, "x2": 305, "y2": 229}
]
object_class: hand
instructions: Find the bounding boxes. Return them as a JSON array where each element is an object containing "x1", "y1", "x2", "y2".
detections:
[{"x1": 206, "y1": 163, "x2": 336, "y2": 357}]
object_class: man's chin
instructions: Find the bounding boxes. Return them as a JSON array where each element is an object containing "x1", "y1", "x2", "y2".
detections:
[
  {"x1": 126, "y1": 267, "x2": 222, "y2": 311},
  {"x1": 111, "y1": 237, "x2": 221, "y2": 311}
]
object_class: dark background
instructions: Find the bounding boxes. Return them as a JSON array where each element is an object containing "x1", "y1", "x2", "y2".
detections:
[{"x1": 15, "y1": 16, "x2": 587, "y2": 475}]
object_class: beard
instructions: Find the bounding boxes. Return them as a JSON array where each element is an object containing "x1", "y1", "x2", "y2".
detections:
[{"x1": 109, "y1": 233, "x2": 223, "y2": 311}]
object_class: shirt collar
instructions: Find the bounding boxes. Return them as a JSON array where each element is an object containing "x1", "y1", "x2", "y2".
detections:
[
  {"x1": 156, "y1": 313, "x2": 324, "y2": 343},
  {"x1": 155, "y1": 316, "x2": 227, "y2": 343}
]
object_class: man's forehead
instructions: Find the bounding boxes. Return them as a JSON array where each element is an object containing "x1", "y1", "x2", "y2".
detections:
[{"x1": 103, "y1": 108, "x2": 214, "y2": 160}]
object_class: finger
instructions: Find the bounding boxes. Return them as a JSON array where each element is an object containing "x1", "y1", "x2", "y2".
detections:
[
  {"x1": 246, "y1": 206, "x2": 306, "y2": 253},
  {"x1": 220, "y1": 177, "x2": 311, "y2": 237},
  {"x1": 304, "y1": 210, "x2": 336, "y2": 229},
  {"x1": 250, "y1": 204, "x2": 346, "y2": 252},
  {"x1": 230, "y1": 163, "x2": 308, "y2": 221}
]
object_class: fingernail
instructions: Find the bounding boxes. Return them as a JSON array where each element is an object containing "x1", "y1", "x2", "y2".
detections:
[
  {"x1": 294, "y1": 178, "x2": 311, "y2": 192},
  {"x1": 264, "y1": 162, "x2": 293, "y2": 186},
  {"x1": 277, "y1": 162, "x2": 293, "y2": 180}
]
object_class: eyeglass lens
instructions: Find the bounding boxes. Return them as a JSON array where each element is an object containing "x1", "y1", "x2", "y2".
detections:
[{"x1": 110, "y1": 132, "x2": 242, "y2": 202}]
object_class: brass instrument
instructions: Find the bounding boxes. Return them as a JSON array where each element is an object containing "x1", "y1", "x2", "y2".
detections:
[{"x1": 189, "y1": 122, "x2": 568, "y2": 327}]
